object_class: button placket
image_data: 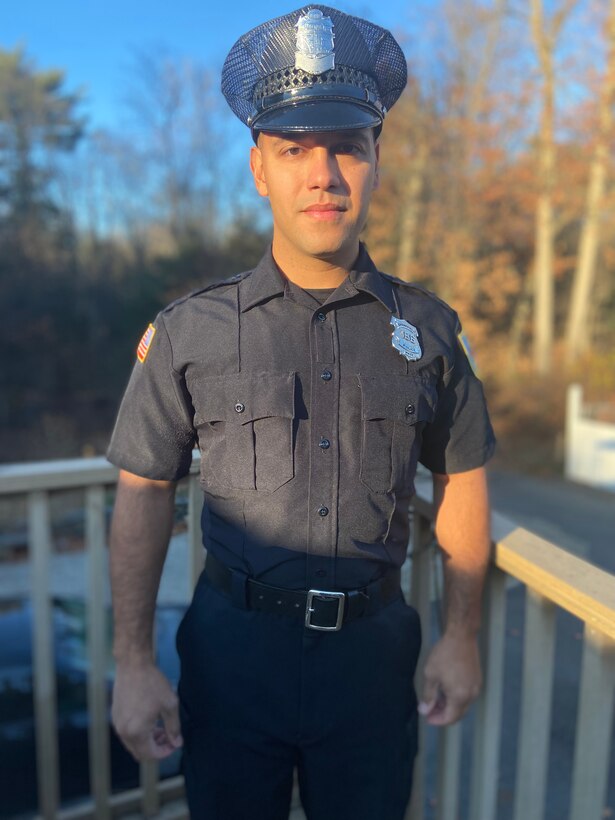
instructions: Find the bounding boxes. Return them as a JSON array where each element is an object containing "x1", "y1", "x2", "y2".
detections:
[{"x1": 307, "y1": 304, "x2": 339, "y2": 586}]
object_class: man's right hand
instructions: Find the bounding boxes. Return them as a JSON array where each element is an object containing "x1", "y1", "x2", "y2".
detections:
[{"x1": 111, "y1": 661, "x2": 183, "y2": 761}]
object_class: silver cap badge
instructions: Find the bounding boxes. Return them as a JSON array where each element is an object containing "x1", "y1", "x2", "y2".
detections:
[
  {"x1": 295, "y1": 9, "x2": 335, "y2": 74},
  {"x1": 391, "y1": 317, "x2": 422, "y2": 362}
]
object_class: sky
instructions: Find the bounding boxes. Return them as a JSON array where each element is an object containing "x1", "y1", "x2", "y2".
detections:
[{"x1": 3, "y1": 0, "x2": 439, "y2": 132}]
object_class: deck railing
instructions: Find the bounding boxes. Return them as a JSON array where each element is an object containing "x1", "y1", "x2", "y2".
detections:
[{"x1": 0, "y1": 456, "x2": 613, "y2": 820}]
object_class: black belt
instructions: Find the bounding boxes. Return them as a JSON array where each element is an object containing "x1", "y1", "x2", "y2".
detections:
[{"x1": 204, "y1": 552, "x2": 402, "y2": 632}]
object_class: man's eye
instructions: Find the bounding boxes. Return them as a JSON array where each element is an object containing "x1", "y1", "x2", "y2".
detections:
[
  {"x1": 282, "y1": 146, "x2": 302, "y2": 156},
  {"x1": 336, "y1": 143, "x2": 363, "y2": 155}
]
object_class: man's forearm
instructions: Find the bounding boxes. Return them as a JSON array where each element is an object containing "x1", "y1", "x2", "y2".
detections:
[
  {"x1": 418, "y1": 466, "x2": 491, "y2": 725},
  {"x1": 432, "y1": 466, "x2": 491, "y2": 636},
  {"x1": 110, "y1": 470, "x2": 177, "y2": 664}
]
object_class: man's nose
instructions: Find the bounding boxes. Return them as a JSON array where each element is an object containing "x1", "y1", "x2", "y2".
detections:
[{"x1": 306, "y1": 147, "x2": 341, "y2": 189}]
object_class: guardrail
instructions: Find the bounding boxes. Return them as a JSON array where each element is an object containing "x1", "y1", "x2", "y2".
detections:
[{"x1": 0, "y1": 457, "x2": 613, "y2": 820}]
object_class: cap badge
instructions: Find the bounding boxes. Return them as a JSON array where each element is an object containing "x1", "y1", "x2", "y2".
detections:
[
  {"x1": 390, "y1": 317, "x2": 422, "y2": 362},
  {"x1": 295, "y1": 9, "x2": 335, "y2": 74}
]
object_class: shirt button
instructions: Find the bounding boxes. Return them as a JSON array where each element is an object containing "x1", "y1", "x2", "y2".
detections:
[
  {"x1": 316, "y1": 569, "x2": 327, "y2": 577},
  {"x1": 317, "y1": 312, "x2": 327, "y2": 322},
  {"x1": 234, "y1": 402, "x2": 245, "y2": 413},
  {"x1": 405, "y1": 403, "x2": 415, "y2": 416},
  {"x1": 319, "y1": 438, "x2": 331, "y2": 450},
  {"x1": 318, "y1": 506, "x2": 329, "y2": 517},
  {"x1": 321, "y1": 370, "x2": 332, "y2": 381}
]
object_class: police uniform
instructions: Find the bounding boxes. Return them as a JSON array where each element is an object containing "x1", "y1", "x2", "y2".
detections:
[{"x1": 107, "y1": 6, "x2": 495, "y2": 819}]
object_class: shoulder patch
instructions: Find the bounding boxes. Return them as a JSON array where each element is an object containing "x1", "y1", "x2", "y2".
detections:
[
  {"x1": 137, "y1": 323, "x2": 156, "y2": 363},
  {"x1": 161, "y1": 270, "x2": 253, "y2": 315},
  {"x1": 457, "y1": 331, "x2": 479, "y2": 376}
]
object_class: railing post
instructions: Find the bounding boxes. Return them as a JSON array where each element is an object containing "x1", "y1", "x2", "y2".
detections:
[
  {"x1": 29, "y1": 490, "x2": 60, "y2": 819},
  {"x1": 405, "y1": 505, "x2": 434, "y2": 820},
  {"x1": 513, "y1": 589, "x2": 557, "y2": 820},
  {"x1": 435, "y1": 722, "x2": 461, "y2": 820},
  {"x1": 85, "y1": 485, "x2": 111, "y2": 819},
  {"x1": 188, "y1": 473, "x2": 204, "y2": 592},
  {"x1": 570, "y1": 627, "x2": 615, "y2": 820},
  {"x1": 140, "y1": 759, "x2": 160, "y2": 816},
  {"x1": 470, "y1": 565, "x2": 507, "y2": 820}
]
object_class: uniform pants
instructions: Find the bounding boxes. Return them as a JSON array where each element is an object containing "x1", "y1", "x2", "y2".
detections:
[{"x1": 176, "y1": 572, "x2": 421, "y2": 820}]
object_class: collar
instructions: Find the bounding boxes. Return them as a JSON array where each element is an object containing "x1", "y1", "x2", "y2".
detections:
[
  {"x1": 239, "y1": 243, "x2": 397, "y2": 314},
  {"x1": 240, "y1": 246, "x2": 286, "y2": 313},
  {"x1": 345, "y1": 243, "x2": 397, "y2": 314}
]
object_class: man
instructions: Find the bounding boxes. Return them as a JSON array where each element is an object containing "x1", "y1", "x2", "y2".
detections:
[{"x1": 108, "y1": 5, "x2": 495, "y2": 819}]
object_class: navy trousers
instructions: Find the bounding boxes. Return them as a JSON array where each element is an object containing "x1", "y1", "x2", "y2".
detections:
[{"x1": 176, "y1": 572, "x2": 421, "y2": 820}]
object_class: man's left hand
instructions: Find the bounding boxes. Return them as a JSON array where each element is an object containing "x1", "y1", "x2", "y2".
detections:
[{"x1": 418, "y1": 632, "x2": 482, "y2": 726}]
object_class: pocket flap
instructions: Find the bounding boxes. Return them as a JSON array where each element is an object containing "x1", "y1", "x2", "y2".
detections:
[
  {"x1": 194, "y1": 371, "x2": 296, "y2": 425},
  {"x1": 358, "y1": 374, "x2": 436, "y2": 424}
]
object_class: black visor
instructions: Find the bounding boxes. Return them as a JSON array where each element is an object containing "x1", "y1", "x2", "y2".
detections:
[{"x1": 252, "y1": 98, "x2": 382, "y2": 134}]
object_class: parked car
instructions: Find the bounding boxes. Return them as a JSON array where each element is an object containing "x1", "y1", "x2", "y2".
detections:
[{"x1": 0, "y1": 598, "x2": 186, "y2": 818}]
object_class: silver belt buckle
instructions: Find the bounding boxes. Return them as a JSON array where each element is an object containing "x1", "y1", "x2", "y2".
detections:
[{"x1": 305, "y1": 590, "x2": 345, "y2": 631}]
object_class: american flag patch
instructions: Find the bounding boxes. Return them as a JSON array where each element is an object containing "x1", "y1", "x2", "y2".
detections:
[{"x1": 137, "y1": 323, "x2": 156, "y2": 363}]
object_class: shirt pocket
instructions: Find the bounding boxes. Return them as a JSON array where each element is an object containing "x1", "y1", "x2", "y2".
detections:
[
  {"x1": 358, "y1": 374, "x2": 437, "y2": 494},
  {"x1": 193, "y1": 371, "x2": 296, "y2": 493}
]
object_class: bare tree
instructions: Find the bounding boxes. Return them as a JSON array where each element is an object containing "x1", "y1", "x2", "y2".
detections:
[
  {"x1": 123, "y1": 48, "x2": 227, "y2": 243},
  {"x1": 564, "y1": 0, "x2": 615, "y2": 364},
  {"x1": 529, "y1": 0, "x2": 577, "y2": 374}
]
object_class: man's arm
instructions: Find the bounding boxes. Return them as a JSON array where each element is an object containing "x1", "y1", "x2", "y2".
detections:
[
  {"x1": 109, "y1": 469, "x2": 183, "y2": 760},
  {"x1": 418, "y1": 465, "x2": 491, "y2": 726}
]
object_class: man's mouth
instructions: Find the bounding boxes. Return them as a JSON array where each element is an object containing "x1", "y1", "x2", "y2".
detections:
[{"x1": 302, "y1": 203, "x2": 346, "y2": 220}]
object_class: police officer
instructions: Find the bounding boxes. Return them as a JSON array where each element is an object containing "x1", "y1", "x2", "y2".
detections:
[{"x1": 108, "y1": 6, "x2": 496, "y2": 819}]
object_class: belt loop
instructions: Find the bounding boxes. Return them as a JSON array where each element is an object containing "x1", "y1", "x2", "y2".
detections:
[
  {"x1": 365, "y1": 577, "x2": 383, "y2": 614},
  {"x1": 230, "y1": 567, "x2": 249, "y2": 610}
]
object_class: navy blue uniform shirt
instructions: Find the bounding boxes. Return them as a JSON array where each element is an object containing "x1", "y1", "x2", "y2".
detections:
[{"x1": 107, "y1": 244, "x2": 495, "y2": 590}]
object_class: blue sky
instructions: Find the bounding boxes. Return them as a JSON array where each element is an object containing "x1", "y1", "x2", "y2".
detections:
[{"x1": 3, "y1": 0, "x2": 438, "y2": 131}]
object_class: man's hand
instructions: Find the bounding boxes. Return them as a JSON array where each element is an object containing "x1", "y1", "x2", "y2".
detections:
[
  {"x1": 418, "y1": 631, "x2": 482, "y2": 726},
  {"x1": 112, "y1": 661, "x2": 183, "y2": 761}
]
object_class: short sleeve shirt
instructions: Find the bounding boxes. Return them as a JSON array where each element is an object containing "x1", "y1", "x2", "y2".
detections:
[{"x1": 107, "y1": 244, "x2": 495, "y2": 589}]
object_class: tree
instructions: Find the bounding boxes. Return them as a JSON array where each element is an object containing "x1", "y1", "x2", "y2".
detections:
[
  {"x1": 564, "y1": 0, "x2": 615, "y2": 364},
  {"x1": 0, "y1": 48, "x2": 85, "y2": 249},
  {"x1": 529, "y1": 0, "x2": 577, "y2": 374}
]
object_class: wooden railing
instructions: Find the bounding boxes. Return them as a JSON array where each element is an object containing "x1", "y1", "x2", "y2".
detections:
[{"x1": 0, "y1": 457, "x2": 613, "y2": 820}]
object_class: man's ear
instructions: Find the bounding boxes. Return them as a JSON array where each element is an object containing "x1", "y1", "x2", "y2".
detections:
[
  {"x1": 373, "y1": 141, "x2": 380, "y2": 191},
  {"x1": 250, "y1": 145, "x2": 268, "y2": 197}
]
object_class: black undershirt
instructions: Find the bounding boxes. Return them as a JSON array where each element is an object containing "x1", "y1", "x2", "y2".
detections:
[{"x1": 304, "y1": 288, "x2": 336, "y2": 304}]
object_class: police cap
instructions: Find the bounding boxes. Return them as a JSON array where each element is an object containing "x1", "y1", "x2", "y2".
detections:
[{"x1": 221, "y1": 5, "x2": 407, "y2": 137}]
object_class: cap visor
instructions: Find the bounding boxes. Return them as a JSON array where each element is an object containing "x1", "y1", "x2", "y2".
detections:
[{"x1": 253, "y1": 100, "x2": 381, "y2": 133}]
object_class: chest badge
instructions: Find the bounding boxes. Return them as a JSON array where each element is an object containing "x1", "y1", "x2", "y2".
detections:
[{"x1": 390, "y1": 317, "x2": 422, "y2": 362}]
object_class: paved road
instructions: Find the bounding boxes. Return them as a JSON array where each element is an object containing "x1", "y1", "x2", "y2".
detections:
[{"x1": 487, "y1": 466, "x2": 614, "y2": 573}]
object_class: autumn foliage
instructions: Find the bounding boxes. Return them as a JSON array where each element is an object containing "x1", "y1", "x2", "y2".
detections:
[{"x1": 363, "y1": 0, "x2": 615, "y2": 471}]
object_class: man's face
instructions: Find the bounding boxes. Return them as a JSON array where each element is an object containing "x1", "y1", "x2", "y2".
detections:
[{"x1": 250, "y1": 128, "x2": 379, "y2": 267}]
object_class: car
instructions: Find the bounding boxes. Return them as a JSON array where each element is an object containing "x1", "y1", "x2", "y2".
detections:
[{"x1": 0, "y1": 598, "x2": 186, "y2": 818}]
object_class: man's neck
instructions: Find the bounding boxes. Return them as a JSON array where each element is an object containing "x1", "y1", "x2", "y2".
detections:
[{"x1": 271, "y1": 238, "x2": 359, "y2": 289}]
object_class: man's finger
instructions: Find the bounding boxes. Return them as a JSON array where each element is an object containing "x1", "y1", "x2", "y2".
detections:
[
  {"x1": 427, "y1": 691, "x2": 469, "y2": 726},
  {"x1": 418, "y1": 677, "x2": 442, "y2": 717},
  {"x1": 160, "y1": 698, "x2": 183, "y2": 747}
]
